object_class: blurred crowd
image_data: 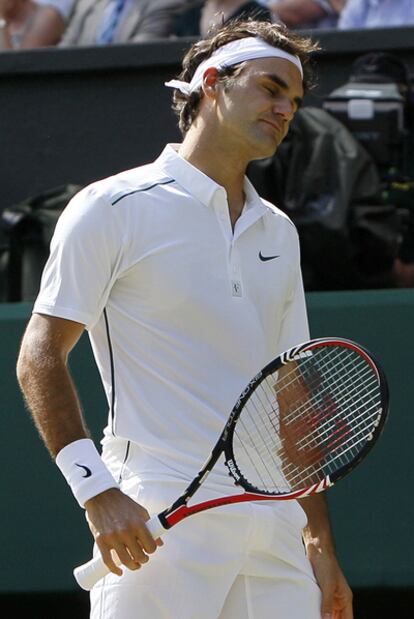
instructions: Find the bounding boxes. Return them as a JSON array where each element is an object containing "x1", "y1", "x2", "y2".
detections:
[{"x1": 1, "y1": 0, "x2": 414, "y2": 50}]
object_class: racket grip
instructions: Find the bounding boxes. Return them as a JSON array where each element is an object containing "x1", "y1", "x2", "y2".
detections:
[
  {"x1": 145, "y1": 514, "x2": 167, "y2": 540},
  {"x1": 73, "y1": 555, "x2": 110, "y2": 591},
  {"x1": 73, "y1": 516, "x2": 167, "y2": 590}
]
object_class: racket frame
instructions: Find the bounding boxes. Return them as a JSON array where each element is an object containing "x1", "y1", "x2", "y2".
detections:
[{"x1": 156, "y1": 337, "x2": 389, "y2": 531}]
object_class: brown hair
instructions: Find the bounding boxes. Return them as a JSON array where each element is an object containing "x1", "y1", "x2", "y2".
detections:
[{"x1": 171, "y1": 19, "x2": 320, "y2": 135}]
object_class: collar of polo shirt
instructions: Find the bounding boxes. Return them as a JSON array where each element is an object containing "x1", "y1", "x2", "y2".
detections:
[{"x1": 158, "y1": 144, "x2": 267, "y2": 215}]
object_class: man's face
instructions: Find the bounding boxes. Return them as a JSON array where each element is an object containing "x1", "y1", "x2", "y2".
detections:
[{"x1": 212, "y1": 57, "x2": 304, "y2": 161}]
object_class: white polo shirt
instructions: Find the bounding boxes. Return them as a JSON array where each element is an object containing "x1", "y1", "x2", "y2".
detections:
[{"x1": 33, "y1": 144, "x2": 309, "y2": 482}]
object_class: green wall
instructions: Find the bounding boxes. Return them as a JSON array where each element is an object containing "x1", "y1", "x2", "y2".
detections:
[
  {"x1": 2, "y1": 290, "x2": 413, "y2": 592},
  {"x1": 307, "y1": 290, "x2": 413, "y2": 588}
]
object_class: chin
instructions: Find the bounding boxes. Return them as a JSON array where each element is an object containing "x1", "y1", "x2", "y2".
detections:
[
  {"x1": 250, "y1": 141, "x2": 280, "y2": 161},
  {"x1": 242, "y1": 129, "x2": 282, "y2": 162}
]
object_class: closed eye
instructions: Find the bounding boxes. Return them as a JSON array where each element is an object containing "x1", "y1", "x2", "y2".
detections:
[
  {"x1": 264, "y1": 73, "x2": 303, "y2": 111},
  {"x1": 264, "y1": 86, "x2": 278, "y2": 96}
]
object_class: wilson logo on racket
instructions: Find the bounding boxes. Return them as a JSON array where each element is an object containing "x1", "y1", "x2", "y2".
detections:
[{"x1": 225, "y1": 459, "x2": 241, "y2": 480}]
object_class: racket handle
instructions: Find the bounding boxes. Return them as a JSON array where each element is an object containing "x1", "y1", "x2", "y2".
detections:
[
  {"x1": 73, "y1": 515, "x2": 167, "y2": 590},
  {"x1": 73, "y1": 555, "x2": 110, "y2": 591},
  {"x1": 145, "y1": 514, "x2": 167, "y2": 540}
]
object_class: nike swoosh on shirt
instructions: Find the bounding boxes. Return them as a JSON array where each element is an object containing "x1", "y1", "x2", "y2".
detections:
[
  {"x1": 259, "y1": 251, "x2": 280, "y2": 262},
  {"x1": 75, "y1": 463, "x2": 92, "y2": 478}
]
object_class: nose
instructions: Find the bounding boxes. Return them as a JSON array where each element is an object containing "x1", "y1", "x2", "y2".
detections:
[{"x1": 273, "y1": 97, "x2": 295, "y2": 121}]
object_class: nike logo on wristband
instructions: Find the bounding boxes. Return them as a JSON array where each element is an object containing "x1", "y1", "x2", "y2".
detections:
[
  {"x1": 259, "y1": 251, "x2": 280, "y2": 262},
  {"x1": 75, "y1": 463, "x2": 92, "y2": 478}
]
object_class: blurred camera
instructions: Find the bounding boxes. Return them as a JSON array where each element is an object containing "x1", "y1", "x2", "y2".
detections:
[{"x1": 323, "y1": 53, "x2": 411, "y2": 181}]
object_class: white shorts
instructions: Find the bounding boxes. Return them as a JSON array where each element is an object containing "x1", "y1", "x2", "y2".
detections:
[{"x1": 90, "y1": 439, "x2": 321, "y2": 619}]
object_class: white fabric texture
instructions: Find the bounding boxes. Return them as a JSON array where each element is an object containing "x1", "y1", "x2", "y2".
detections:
[
  {"x1": 33, "y1": 144, "x2": 309, "y2": 486},
  {"x1": 89, "y1": 438, "x2": 321, "y2": 619}
]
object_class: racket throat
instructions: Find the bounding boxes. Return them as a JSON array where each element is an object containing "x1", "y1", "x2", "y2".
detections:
[{"x1": 158, "y1": 512, "x2": 172, "y2": 531}]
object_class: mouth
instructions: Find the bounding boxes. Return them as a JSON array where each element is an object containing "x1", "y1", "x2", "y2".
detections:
[{"x1": 260, "y1": 119, "x2": 284, "y2": 137}]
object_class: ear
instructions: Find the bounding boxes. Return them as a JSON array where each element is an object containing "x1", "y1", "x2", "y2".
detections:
[{"x1": 201, "y1": 67, "x2": 220, "y2": 98}]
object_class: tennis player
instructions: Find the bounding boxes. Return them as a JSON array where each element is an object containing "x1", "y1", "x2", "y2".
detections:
[{"x1": 17, "y1": 19, "x2": 353, "y2": 619}]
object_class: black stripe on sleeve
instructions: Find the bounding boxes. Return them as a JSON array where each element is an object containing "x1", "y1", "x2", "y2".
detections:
[{"x1": 111, "y1": 178, "x2": 175, "y2": 206}]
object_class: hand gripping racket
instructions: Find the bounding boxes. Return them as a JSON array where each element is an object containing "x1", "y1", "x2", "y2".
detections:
[{"x1": 74, "y1": 337, "x2": 389, "y2": 590}]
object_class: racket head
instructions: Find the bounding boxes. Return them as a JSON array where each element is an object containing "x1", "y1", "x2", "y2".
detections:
[{"x1": 223, "y1": 337, "x2": 389, "y2": 498}]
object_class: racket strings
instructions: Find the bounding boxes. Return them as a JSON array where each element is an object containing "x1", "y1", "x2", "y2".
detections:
[
  {"x1": 235, "y1": 394, "x2": 282, "y2": 490},
  {"x1": 283, "y1": 402, "x2": 382, "y2": 487},
  {"x1": 244, "y1": 377, "x2": 326, "y2": 491},
  {"x1": 278, "y1": 348, "x2": 371, "y2": 416},
  {"x1": 280, "y1": 351, "x2": 373, "y2": 425},
  {"x1": 286, "y1": 371, "x2": 377, "y2": 449},
  {"x1": 279, "y1": 348, "x2": 377, "y2": 432},
  {"x1": 232, "y1": 346, "x2": 382, "y2": 494},
  {"x1": 277, "y1": 348, "x2": 381, "y2": 482},
  {"x1": 282, "y1": 357, "x2": 370, "y2": 423},
  {"x1": 292, "y1": 381, "x2": 378, "y2": 452}
]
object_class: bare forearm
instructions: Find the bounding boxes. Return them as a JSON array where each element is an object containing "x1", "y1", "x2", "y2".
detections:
[
  {"x1": 299, "y1": 494, "x2": 353, "y2": 616},
  {"x1": 299, "y1": 493, "x2": 336, "y2": 554},
  {"x1": 16, "y1": 314, "x2": 163, "y2": 575},
  {"x1": 17, "y1": 316, "x2": 90, "y2": 457},
  {"x1": 18, "y1": 354, "x2": 90, "y2": 456}
]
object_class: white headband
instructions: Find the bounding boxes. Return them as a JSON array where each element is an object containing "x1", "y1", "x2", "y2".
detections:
[{"x1": 165, "y1": 37, "x2": 303, "y2": 95}]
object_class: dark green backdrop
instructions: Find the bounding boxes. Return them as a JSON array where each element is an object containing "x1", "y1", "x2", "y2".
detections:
[{"x1": 2, "y1": 289, "x2": 413, "y2": 592}]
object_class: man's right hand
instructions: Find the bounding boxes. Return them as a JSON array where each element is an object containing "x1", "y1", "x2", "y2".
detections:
[{"x1": 85, "y1": 488, "x2": 163, "y2": 576}]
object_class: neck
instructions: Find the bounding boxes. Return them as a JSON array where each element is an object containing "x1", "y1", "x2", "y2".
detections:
[{"x1": 178, "y1": 121, "x2": 249, "y2": 226}]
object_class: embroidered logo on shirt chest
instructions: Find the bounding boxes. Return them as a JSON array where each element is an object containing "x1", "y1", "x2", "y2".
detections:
[{"x1": 231, "y1": 280, "x2": 243, "y2": 297}]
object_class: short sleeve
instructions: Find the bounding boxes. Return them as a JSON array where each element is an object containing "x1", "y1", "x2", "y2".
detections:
[{"x1": 33, "y1": 185, "x2": 128, "y2": 330}]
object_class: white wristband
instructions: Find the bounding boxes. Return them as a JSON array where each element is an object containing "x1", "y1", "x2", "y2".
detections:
[{"x1": 55, "y1": 438, "x2": 119, "y2": 508}]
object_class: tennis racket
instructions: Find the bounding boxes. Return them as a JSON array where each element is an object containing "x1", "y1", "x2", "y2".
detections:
[{"x1": 74, "y1": 336, "x2": 389, "y2": 590}]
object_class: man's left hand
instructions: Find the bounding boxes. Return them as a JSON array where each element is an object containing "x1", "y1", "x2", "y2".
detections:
[{"x1": 307, "y1": 541, "x2": 353, "y2": 619}]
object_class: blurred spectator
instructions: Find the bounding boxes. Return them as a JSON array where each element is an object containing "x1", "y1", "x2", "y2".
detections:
[
  {"x1": 0, "y1": 0, "x2": 72, "y2": 49},
  {"x1": 59, "y1": 0, "x2": 193, "y2": 46},
  {"x1": 174, "y1": 0, "x2": 271, "y2": 38},
  {"x1": 269, "y1": 0, "x2": 345, "y2": 29},
  {"x1": 339, "y1": 0, "x2": 414, "y2": 29}
]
